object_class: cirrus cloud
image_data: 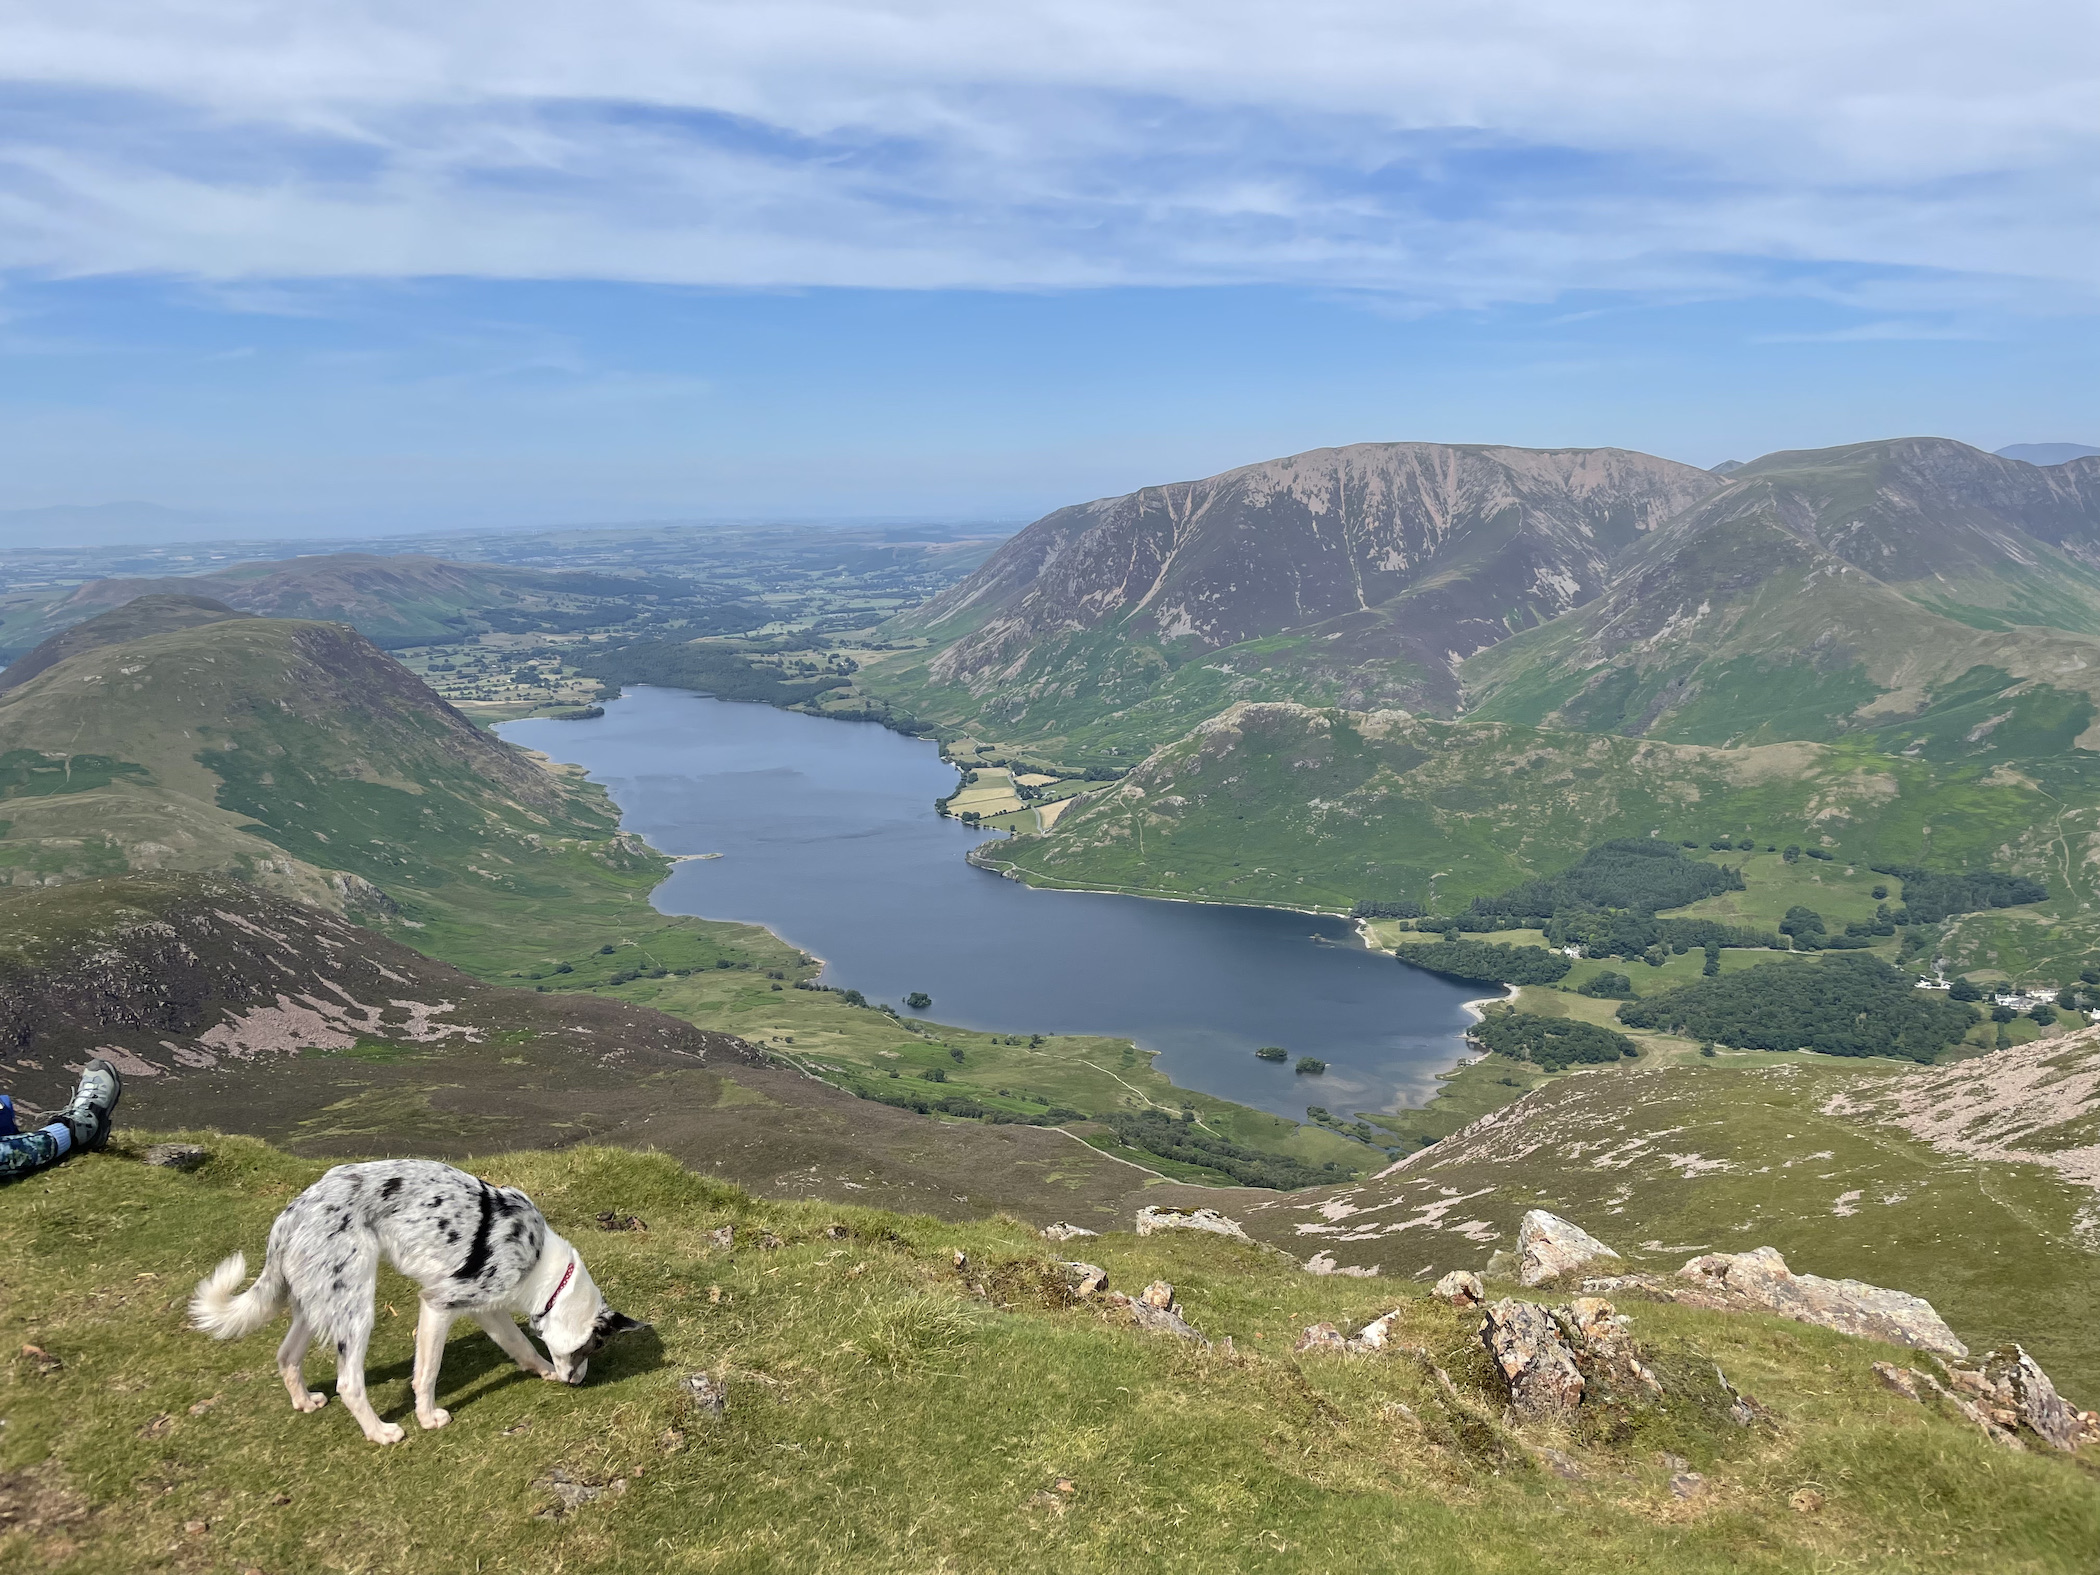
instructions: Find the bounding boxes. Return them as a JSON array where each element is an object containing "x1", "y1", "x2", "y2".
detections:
[{"x1": 0, "y1": 1, "x2": 2095, "y2": 309}]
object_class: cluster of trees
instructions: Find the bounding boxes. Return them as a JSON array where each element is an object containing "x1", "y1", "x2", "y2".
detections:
[
  {"x1": 858, "y1": 1084, "x2": 1085, "y2": 1125},
  {"x1": 1617, "y1": 953, "x2": 1977, "y2": 1062},
  {"x1": 1871, "y1": 865, "x2": 2049, "y2": 924},
  {"x1": 1469, "y1": 1010, "x2": 1637, "y2": 1071},
  {"x1": 1777, "y1": 905, "x2": 1892, "y2": 950},
  {"x1": 1540, "y1": 912, "x2": 1780, "y2": 958},
  {"x1": 1101, "y1": 1109, "x2": 1352, "y2": 1189},
  {"x1": 1578, "y1": 970, "x2": 1635, "y2": 999},
  {"x1": 1464, "y1": 839, "x2": 1744, "y2": 923},
  {"x1": 1350, "y1": 899, "x2": 1426, "y2": 919},
  {"x1": 1396, "y1": 938, "x2": 1573, "y2": 985}
]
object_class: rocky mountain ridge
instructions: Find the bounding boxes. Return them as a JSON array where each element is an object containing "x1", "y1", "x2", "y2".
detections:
[{"x1": 890, "y1": 442, "x2": 1720, "y2": 723}]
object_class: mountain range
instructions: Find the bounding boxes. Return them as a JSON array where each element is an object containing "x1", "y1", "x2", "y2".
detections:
[{"x1": 852, "y1": 435, "x2": 2100, "y2": 975}]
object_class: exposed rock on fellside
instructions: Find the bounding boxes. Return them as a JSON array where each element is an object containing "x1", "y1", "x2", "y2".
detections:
[
  {"x1": 1433, "y1": 1270, "x2": 1485, "y2": 1307},
  {"x1": 1553, "y1": 1297, "x2": 1662, "y2": 1397},
  {"x1": 1041, "y1": 1222, "x2": 1099, "y2": 1243},
  {"x1": 1963, "y1": 1347, "x2": 2094, "y2": 1452},
  {"x1": 1480, "y1": 1299, "x2": 1586, "y2": 1420},
  {"x1": 1135, "y1": 1206, "x2": 1248, "y2": 1241},
  {"x1": 1675, "y1": 1247, "x2": 1966, "y2": 1359},
  {"x1": 1517, "y1": 1210, "x2": 1622, "y2": 1286},
  {"x1": 1104, "y1": 1280, "x2": 1208, "y2": 1344}
]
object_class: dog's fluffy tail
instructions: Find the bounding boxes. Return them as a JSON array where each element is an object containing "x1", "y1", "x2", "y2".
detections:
[{"x1": 189, "y1": 1251, "x2": 286, "y2": 1340}]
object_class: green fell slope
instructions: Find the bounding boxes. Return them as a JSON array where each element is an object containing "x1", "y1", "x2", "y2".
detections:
[
  {"x1": 982, "y1": 701, "x2": 2078, "y2": 920},
  {"x1": 5, "y1": 1137, "x2": 2095, "y2": 1574},
  {"x1": 1463, "y1": 439, "x2": 2100, "y2": 754},
  {"x1": 0, "y1": 606, "x2": 678, "y2": 969}
]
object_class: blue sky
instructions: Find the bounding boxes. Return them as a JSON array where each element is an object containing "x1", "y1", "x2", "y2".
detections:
[{"x1": 2, "y1": 1, "x2": 2096, "y2": 531}]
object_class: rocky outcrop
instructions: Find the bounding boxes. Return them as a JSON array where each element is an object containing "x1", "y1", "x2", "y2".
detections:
[
  {"x1": 1553, "y1": 1297, "x2": 1661, "y2": 1396},
  {"x1": 1135, "y1": 1206, "x2": 1247, "y2": 1241},
  {"x1": 1480, "y1": 1299, "x2": 1586, "y2": 1420},
  {"x1": 1432, "y1": 1270, "x2": 1485, "y2": 1307},
  {"x1": 1517, "y1": 1210, "x2": 1622, "y2": 1286},
  {"x1": 1041, "y1": 1222, "x2": 1099, "y2": 1243},
  {"x1": 1060, "y1": 1262, "x2": 1109, "y2": 1299},
  {"x1": 1105, "y1": 1280, "x2": 1207, "y2": 1344},
  {"x1": 1958, "y1": 1347, "x2": 2093, "y2": 1452},
  {"x1": 1674, "y1": 1247, "x2": 1966, "y2": 1359}
]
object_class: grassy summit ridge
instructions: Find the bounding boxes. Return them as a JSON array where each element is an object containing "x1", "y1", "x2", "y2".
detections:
[{"x1": 5, "y1": 1136, "x2": 2095, "y2": 1573}]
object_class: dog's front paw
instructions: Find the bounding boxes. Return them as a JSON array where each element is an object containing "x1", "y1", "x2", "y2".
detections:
[
  {"x1": 418, "y1": 1407, "x2": 452, "y2": 1430},
  {"x1": 366, "y1": 1421, "x2": 407, "y2": 1445},
  {"x1": 294, "y1": 1391, "x2": 327, "y2": 1413}
]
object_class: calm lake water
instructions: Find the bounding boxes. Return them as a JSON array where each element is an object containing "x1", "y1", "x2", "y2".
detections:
[{"x1": 500, "y1": 687, "x2": 1482, "y2": 1121}]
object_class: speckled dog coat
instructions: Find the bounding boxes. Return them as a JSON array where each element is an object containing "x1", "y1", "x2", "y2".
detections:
[{"x1": 191, "y1": 1159, "x2": 645, "y2": 1444}]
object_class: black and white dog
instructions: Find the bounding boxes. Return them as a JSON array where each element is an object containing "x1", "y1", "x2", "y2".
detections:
[{"x1": 191, "y1": 1159, "x2": 646, "y2": 1444}]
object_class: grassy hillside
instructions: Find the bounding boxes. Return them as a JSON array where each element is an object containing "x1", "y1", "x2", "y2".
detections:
[
  {"x1": 1462, "y1": 441, "x2": 2100, "y2": 755},
  {"x1": 1175, "y1": 1031, "x2": 2100, "y2": 1401},
  {"x1": 0, "y1": 873, "x2": 1187, "y2": 1225},
  {"x1": 0, "y1": 607, "x2": 692, "y2": 970},
  {"x1": 5, "y1": 1136, "x2": 2095, "y2": 1573},
  {"x1": 981, "y1": 701, "x2": 2079, "y2": 923}
]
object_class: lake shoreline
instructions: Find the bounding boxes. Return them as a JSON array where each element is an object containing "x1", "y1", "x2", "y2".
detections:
[{"x1": 505, "y1": 687, "x2": 1484, "y2": 1127}]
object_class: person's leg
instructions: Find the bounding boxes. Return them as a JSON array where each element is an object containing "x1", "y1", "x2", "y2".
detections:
[
  {"x1": 0, "y1": 1126, "x2": 70, "y2": 1185},
  {"x1": 55, "y1": 1059, "x2": 122, "y2": 1152}
]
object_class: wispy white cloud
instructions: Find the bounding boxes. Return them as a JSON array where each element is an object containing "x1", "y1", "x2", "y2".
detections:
[{"x1": 0, "y1": 1, "x2": 2094, "y2": 309}]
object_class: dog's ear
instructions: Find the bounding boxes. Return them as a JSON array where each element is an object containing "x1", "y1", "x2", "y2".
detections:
[{"x1": 600, "y1": 1309, "x2": 650, "y2": 1339}]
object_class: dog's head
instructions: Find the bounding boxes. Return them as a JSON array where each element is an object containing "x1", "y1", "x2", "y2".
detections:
[{"x1": 531, "y1": 1242, "x2": 649, "y2": 1384}]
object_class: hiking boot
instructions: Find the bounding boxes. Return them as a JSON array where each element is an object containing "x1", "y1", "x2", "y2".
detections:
[{"x1": 59, "y1": 1058, "x2": 122, "y2": 1152}]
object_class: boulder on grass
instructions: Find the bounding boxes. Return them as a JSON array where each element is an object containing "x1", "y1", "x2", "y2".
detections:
[
  {"x1": 1517, "y1": 1211, "x2": 1621, "y2": 1287},
  {"x1": 1135, "y1": 1206, "x2": 1248, "y2": 1240},
  {"x1": 1432, "y1": 1270, "x2": 1485, "y2": 1307},
  {"x1": 1678, "y1": 1247, "x2": 1966, "y2": 1359}
]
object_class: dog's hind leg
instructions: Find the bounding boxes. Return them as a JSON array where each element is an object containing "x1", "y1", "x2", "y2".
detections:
[
  {"x1": 470, "y1": 1309, "x2": 559, "y2": 1379},
  {"x1": 277, "y1": 1306, "x2": 327, "y2": 1413},
  {"x1": 412, "y1": 1301, "x2": 455, "y2": 1430},
  {"x1": 330, "y1": 1312, "x2": 404, "y2": 1445}
]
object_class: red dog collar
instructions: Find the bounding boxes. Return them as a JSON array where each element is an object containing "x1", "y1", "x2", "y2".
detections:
[{"x1": 538, "y1": 1257, "x2": 576, "y2": 1322}]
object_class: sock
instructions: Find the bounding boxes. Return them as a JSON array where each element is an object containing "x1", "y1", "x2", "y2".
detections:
[{"x1": 42, "y1": 1123, "x2": 72, "y2": 1157}]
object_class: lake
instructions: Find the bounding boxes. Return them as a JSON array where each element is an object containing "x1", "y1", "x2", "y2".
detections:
[{"x1": 499, "y1": 687, "x2": 1483, "y2": 1122}]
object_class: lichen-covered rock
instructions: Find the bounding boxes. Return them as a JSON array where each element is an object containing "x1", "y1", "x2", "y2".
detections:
[
  {"x1": 1678, "y1": 1247, "x2": 1966, "y2": 1359},
  {"x1": 1480, "y1": 1299, "x2": 1585, "y2": 1420},
  {"x1": 1294, "y1": 1322, "x2": 1349, "y2": 1354},
  {"x1": 1135, "y1": 1206, "x2": 1248, "y2": 1240},
  {"x1": 141, "y1": 1143, "x2": 208, "y2": 1171},
  {"x1": 1061, "y1": 1262, "x2": 1109, "y2": 1299},
  {"x1": 1976, "y1": 1346, "x2": 2084, "y2": 1452},
  {"x1": 1041, "y1": 1222, "x2": 1099, "y2": 1243},
  {"x1": 1552, "y1": 1296, "x2": 1663, "y2": 1396},
  {"x1": 1432, "y1": 1270, "x2": 1485, "y2": 1307},
  {"x1": 1349, "y1": 1310, "x2": 1401, "y2": 1353},
  {"x1": 1516, "y1": 1211, "x2": 1622, "y2": 1287},
  {"x1": 1102, "y1": 1279, "x2": 1209, "y2": 1344}
]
